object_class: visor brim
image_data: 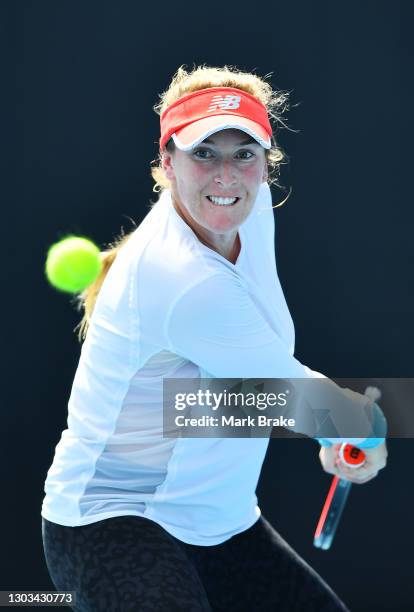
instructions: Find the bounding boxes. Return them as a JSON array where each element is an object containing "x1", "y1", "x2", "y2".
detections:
[{"x1": 172, "y1": 115, "x2": 272, "y2": 151}]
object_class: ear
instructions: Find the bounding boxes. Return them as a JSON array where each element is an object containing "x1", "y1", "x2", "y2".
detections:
[{"x1": 161, "y1": 150, "x2": 175, "y2": 182}]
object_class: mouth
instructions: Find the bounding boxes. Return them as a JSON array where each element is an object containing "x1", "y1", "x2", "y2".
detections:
[{"x1": 206, "y1": 196, "x2": 241, "y2": 207}]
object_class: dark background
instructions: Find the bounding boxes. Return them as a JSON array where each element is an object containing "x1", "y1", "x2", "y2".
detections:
[{"x1": 4, "y1": 1, "x2": 413, "y2": 610}]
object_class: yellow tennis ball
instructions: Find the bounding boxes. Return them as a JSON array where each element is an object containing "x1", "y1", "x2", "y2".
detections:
[{"x1": 45, "y1": 236, "x2": 102, "y2": 293}]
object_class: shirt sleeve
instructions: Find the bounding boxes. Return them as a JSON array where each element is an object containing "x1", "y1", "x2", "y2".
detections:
[{"x1": 165, "y1": 272, "x2": 386, "y2": 447}]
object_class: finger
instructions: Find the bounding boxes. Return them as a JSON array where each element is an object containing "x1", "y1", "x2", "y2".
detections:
[
  {"x1": 336, "y1": 464, "x2": 378, "y2": 483},
  {"x1": 319, "y1": 448, "x2": 337, "y2": 475},
  {"x1": 337, "y1": 455, "x2": 385, "y2": 476},
  {"x1": 348, "y1": 471, "x2": 378, "y2": 485},
  {"x1": 335, "y1": 460, "x2": 371, "y2": 480}
]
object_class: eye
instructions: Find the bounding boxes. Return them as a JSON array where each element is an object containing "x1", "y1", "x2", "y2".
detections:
[
  {"x1": 236, "y1": 150, "x2": 255, "y2": 160},
  {"x1": 193, "y1": 149, "x2": 213, "y2": 159},
  {"x1": 193, "y1": 149, "x2": 256, "y2": 160}
]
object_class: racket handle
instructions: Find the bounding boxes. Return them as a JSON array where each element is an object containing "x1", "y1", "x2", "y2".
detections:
[{"x1": 339, "y1": 443, "x2": 366, "y2": 468}]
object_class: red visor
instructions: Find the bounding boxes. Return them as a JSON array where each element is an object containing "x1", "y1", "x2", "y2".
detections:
[{"x1": 159, "y1": 87, "x2": 273, "y2": 151}]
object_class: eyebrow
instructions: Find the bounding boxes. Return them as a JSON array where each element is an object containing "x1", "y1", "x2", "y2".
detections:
[{"x1": 202, "y1": 136, "x2": 258, "y2": 146}]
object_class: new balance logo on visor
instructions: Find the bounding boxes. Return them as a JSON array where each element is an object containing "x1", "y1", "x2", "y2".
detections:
[{"x1": 207, "y1": 95, "x2": 241, "y2": 112}]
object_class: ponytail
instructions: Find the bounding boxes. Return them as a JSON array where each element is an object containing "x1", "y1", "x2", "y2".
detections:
[{"x1": 74, "y1": 230, "x2": 134, "y2": 343}]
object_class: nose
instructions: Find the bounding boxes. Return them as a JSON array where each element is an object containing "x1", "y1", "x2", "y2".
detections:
[{"x1": 214, "y1": 160, "x2": 238, "y2": 188}]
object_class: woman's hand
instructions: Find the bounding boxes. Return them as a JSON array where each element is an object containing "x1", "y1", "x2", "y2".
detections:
[{"x1": 319, "y1": 441, "x2": 388, "y2": 484}]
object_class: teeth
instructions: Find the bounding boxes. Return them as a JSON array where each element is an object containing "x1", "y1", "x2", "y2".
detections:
[{"x1": 208, "y1": 196, "x2": 238, "y2": 205}]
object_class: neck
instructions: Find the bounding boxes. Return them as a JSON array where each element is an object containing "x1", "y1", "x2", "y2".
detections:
[{"x1": 171, "y1": 194, "x2": 240, "y2": 263}]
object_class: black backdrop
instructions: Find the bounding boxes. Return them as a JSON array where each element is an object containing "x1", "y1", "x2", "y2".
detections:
[{"x1": 4, "y1": 1, "x2": 414, "y2": 610}]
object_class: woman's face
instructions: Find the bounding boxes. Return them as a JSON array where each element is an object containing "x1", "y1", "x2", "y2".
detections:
[{"x1": 161, "y1": 128, "x2": 268, "y2": 240}]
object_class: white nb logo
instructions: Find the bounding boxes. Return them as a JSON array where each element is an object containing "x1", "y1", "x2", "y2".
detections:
[{"x1": 207, "y1": 95, "x2": 241, "y2": 112}]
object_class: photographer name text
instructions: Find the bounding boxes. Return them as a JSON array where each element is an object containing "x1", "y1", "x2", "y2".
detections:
[{"x1": 175, "y1": 415, "x2": 295, "y2": 428}]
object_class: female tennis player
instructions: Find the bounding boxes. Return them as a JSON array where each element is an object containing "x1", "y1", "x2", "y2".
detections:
[{"x1": 41, "y1": 64, "x2": 387, "y2": 611}]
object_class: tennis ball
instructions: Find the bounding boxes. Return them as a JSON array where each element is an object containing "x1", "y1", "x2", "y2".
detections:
[{"x1": 45, "y1": 236, "x2": 102, "y2": 293}]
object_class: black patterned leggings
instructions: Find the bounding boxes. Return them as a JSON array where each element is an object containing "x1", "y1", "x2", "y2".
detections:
[{"x1": 42, "y1": 514, "x2": 350, "y2": 611}]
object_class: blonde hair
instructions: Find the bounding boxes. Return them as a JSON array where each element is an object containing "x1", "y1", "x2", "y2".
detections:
[{"x1": 74, "y1": 63, "x2": 294, "y2": 343}]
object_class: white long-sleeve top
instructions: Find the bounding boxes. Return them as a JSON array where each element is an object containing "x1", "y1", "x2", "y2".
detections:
[{"x1": 41, "y1": 182, "x2": 383, "y2": 545}]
